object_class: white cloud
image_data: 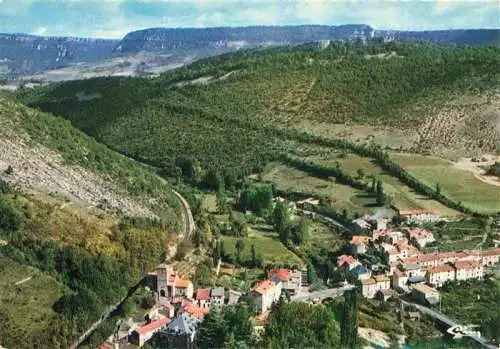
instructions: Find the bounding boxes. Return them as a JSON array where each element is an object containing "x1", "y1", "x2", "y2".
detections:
[{"x1": 32, "y1": 26, "x2": 47, "y2": 35}]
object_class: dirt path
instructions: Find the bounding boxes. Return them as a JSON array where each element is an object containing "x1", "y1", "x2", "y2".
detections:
[
  {"x1": 454, "y1": 155, "x2": 500, "y2": 187},
  {"x1": 14, "y1": 276, "x2": 32, "y2": 286}
]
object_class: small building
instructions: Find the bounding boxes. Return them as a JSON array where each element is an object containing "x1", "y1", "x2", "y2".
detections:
[
  {"x1": 402, "y1": 263, "x2": 426, "y2": 279},
  {"x1": 211, "y1": 287, "x2": 225, "y2": 307},
  {"x1": 296, "y1": 197, "x2": 320, "y2": 210},
  {"x1": 159, "y1": 312, "x2": 201, "y2": 349},
  {"x1": 228, "y1": 289, "x2": 242, "y2": 305},
  {"x1": 361, "y1": 278, "x2": 378, "y2": 298},
  {"x1": 387, "y1": 249, "x2": 401, "y2": 263},
  {"x1": 195, "y1": 288, "x2": 211, "y2": 309},
  {"x1": 268, "y1": 269, "x2": 301, "y2": 295},
  {"x1": 349, "y1": 235, "x2": 371, "y2": 254},
  {"x1": 376, "y1": 289, "x2": 395, "y2": 302},
  {"x1": 373, "y1": 274, "x2": 391, "y2": 292},
  {"x1": 479, "y1": 248, "x2": 500, "y2": 266},
  {"x1": 351, "y1": 219, "x2": 372, "y2": 233},
  {"x1": 376, "y1": 217, "x2": 390, "y2": 231},
  {"x1": 337, "y1": 255, "x2": 361, "y2": 270},
  {"x1": 392, "y1": 269, "x2": 408, "y2": 290},
  {"x1": 407, "y1": 228, "x2": 435, "y2": 247},
  {"x1": 250, "y1": 278, "x2": 282, "y2": 314},
  {"x1": 129, "y1": 317, "x2": 170, "y2": 347},
  {"x1": 411, "y1": 284, "x2": 440, "y2": 305},
  {"x1": 399, "y1": 210, "x2": 442, "y2": 224},
  {"x1": 408, "y1": 311, "x2": 421, "y2": 321},
  {"x1": 452, "y1": 261, "x2": 483, "y2": 281},
  {"x1": 352, "y1": 265, "x2": 372, "y2": 281},
  {"x1": 426, "y1": 264, "x2": 455, "y2": 287}
]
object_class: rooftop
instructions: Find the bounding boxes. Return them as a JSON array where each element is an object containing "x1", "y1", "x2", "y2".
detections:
[
  {"x1": 393, "y1": 269, "x2": 406, "y2": 277},
  {"x1": 427, "y1": 264, "x2": 454, "y2": 273},
  {"x1": 399, "y1": 210, "x2": 440, "y2": 216},
  {"x1": 350, "y1": 235, "x2": 371, "y2": 245},
  {"x1": 185, "y1": 304, "x2": 210, "y2": 319},
  {"x1": 408, "y1": 228, "x2": 433, "y2": 238},
  {"x1": 374, "y1": 274, "x2": 390, "y2": 282},
  {"x1": 174, "y1": 279, "x2": 191, "y2": 288},
  {"x1": 268, "y1": 268, "x2": 292, "y2": 281},
  {"x1": 211, "y1": 286, "x2": 225, "y2": 298},
  {"x1": 337, "y1": 254, "x2": 359, "y2": 266},
  {"x1": 453, "y1": 261, "x2": 482, "y2": 270},
  {"x1": 252, "y1": 279, "x2": 277, "y2": 295},
  {"x1": 361, "y1": 278, "x2": 376, "y2": 285},
  {"x1": 412, "y1": 283, "x2": 439, "y2": 295},
  {"x1": 196, "y1": 288, "x2": 211, "y2": 301},
  {"x1": 135, "y1": 317, "x2": 170, "y2": 335}
]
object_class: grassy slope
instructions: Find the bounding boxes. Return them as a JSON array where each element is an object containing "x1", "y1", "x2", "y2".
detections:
[
  {"x1": 391, "y1": 153, "x2": 500, "y2": 213},
  {"x1": 309, "y1": 154, "x2": 462, "y2": 216},
  {"x1": 0, "y1": 255, "x2": 66, "y2": 347},
  {"x1": 0, "y1": 97, "x2": 183, "y2": 348},
  {"x1": 220, "y1": 228, "x2": 302, "y2": 266}
]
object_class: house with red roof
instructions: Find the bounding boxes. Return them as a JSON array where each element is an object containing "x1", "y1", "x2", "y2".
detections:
[
  {"x1": 195, "y1": 288, "x2": 211, "y2": 309},
  {"x1": 349, "y1": 235, "x2": 371, "y2": 254},
  {"x1": 129, "y1": 316, "x2": 171, "y2": 347},
  {"x1": 407, "y1": 228, "x2": 435, "y2": 247},
  {"x1": 250, "y1": 278, "x2": 282, "y2": 314},
  {"x1": 453, "y1": 261, "x2": 483, "y2": 282},
  {"x1": 336, "y1": 255, "x2": 361, "y2": 270},
  {"x1": 426, "y1": 264, "x2": 455, "y2": 287},
  {"x1": 268, "y1": 268, "x2": 302, "y2": 294}
]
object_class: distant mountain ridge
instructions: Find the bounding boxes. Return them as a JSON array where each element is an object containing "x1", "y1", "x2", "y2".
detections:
[
  {"x1": 117, "y1": 24, "x2": 374, "y2": 52},
  {"x1": 1, "y1": 25, "x2": 498, "y2": 79}
]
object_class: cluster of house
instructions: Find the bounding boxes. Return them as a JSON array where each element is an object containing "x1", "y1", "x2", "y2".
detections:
[
  {"x1": 345, "y1": 214, "x2": 500, "y2": 304},
  {"x1": 101, "y1": 263, "x2": 243, "y2": 349}
]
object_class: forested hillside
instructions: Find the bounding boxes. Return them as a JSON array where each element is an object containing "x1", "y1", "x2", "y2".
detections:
[
  {"x1": 0, "y1": 96, "x2": 183, "y2": 348},
  {"x1": 20, "y1": 41, "x2": 499, "y2": 178}
]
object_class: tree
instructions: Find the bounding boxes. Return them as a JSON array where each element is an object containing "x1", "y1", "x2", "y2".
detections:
[
  {"x1": 356, "y1": 168, "x2": 365, "y2": 179},
  {"x1": 197, "y1": 308, "x2": 227, "y2": 349},
  {"x1": 273, "y1": 202, "x2": 290, "y2": 245},
  {"x1": 376, "y1": 180, "x2": 386, "y2": 206},
  {"x1": 291, "y1": 218, "x2": 310, "y2": 245},
  {"x1": 216, "y1": 186, "x2": 228, "y2": 214},
  {"x1": 235, "y1": 239, "x2": 245, "y2": 265},
  {"x1": 229, "y1": 212, "x2": 248, "y2": 237},
  {"x1": 251, "y1": 244, "x2": 258, "y2": 267},
  {"x1": 435, "y1": 182, "x2": 441, "y2": 196},
  {"x1": 195, "y1": 263, "x2": 213, "y2": 288},
  {"x1": 265, "y1": 302, "x2": 340, "y2": 349},
  {"x1": 340, "y1": 290, "x2": 359, "y2": 348},
  {"x1": 0, "y1": 197, "x2": 23, "y2": 232}
]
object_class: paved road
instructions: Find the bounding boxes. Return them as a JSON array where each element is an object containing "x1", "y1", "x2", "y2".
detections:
[
  {"x1": 291, "y1": 284, "x2": 356, "y2": 302},
  {"x1": 401, "y1": 300, "x2": 497, "y2": 349}
]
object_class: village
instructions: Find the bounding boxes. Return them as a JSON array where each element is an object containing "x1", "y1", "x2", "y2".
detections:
[{"x1": 96, "y1": 197, "x2": 500, "y2": 349}]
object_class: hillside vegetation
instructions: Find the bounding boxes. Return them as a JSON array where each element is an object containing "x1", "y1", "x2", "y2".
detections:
[
  {"x1": 20, "y1": 42, "x2": 499, "y2": 170},
  {"x1": 18, "y1": 42, "x2": 500, "y2": 215},
  {"x1": 0, "y1": 97, "x2": 184, "y2": 348}
]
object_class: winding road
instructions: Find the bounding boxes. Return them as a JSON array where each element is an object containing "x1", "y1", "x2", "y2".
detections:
[{"x1": 69, "y1": 160, "x2": 195, "y2": 349}]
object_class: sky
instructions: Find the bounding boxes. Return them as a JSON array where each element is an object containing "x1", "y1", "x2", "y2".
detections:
[{"x1": 0, "y1": 0, "x2": 498, "y2": 39}]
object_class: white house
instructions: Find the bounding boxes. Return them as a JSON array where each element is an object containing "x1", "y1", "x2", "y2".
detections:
[
  {"x1": 129, "y1": 317, "x2": 170, "y2": 347},
  {"x1": 392, "y1": 269, "x2": 408, "y2": 290},
  {"x1": 426, "y1": 264, "x2": 455, "y2": 287},
  {"x1": 453, "y1": 261, "x2": 483, "y2": 281},
  {"x1": 251, "y1": 278, "x2": 282, "y2": 314}
]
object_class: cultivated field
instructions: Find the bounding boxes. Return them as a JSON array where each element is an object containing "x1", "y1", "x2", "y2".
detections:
[
  {"x1": 307, "y1": 154, "x2": 461, "y2": 217},
  {"x1": 391, "y1": 153, "x2": 500, "y2": 214}
]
